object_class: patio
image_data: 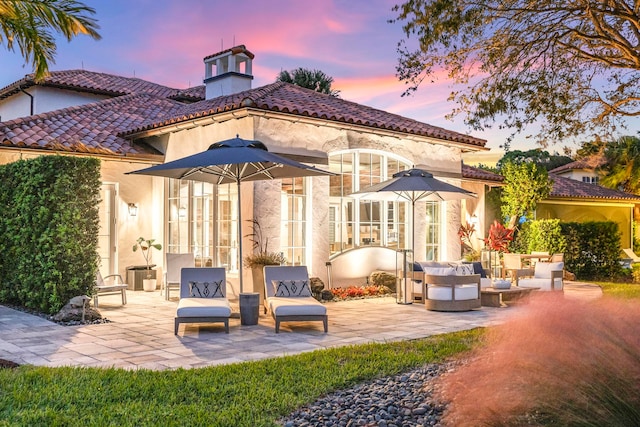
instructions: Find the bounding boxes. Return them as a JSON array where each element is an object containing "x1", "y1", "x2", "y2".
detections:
[{"x1": 0, "y1": 282, "x2": 601, "y2": 370}]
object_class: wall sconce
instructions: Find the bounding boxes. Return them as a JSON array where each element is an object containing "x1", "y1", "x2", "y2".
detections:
[
  {"x1": 128, "y1": 203, "x2": 138, "y2": 216},
  {"x1": 470, "y1": 214, "x2": 479, "y2": 225}
]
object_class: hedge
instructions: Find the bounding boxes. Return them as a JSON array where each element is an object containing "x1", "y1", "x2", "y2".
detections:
[
  {"x1": 0, "y1": 156, "x2": 101, "y2": 314},
  {"x1": 511, "y1": 219, "x2": 623, "y2": 280}
]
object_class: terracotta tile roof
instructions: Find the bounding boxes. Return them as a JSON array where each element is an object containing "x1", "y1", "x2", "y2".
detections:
[
  {"x1": 549, "y1": 155, "x2": 606, "y2": 174},
  {"x1": 462, "y1": 164, "x2": 504, "y2": 182},
  {"x1": 203, "y1": 45, "x2": 254, "y2": 61},
  {"x1": 0, "y1": 94, "x2": 185, "y2": 156},
  {"x1": 129, "y1": 82, "x2": 487, "y2": 147},
  {"x1": 0, "y1": 69, "x2": 205, "y2": 101},
  {"x1": 549, "y1": 174, "x2": 640, "y2": 202}
]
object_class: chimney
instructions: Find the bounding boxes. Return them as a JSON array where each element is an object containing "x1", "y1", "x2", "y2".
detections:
[{"x1": 203, "y1": 45, "x2": 254, "y2": 99}]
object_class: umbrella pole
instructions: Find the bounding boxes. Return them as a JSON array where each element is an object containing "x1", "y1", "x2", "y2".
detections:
[{"x1": 237, "y1": 178, "x2": 244, "y2": 293}]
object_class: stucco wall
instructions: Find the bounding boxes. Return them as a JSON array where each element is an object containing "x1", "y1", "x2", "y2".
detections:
[{"x1": 0, "y1": 87, "x2": 108, "y2": 122}]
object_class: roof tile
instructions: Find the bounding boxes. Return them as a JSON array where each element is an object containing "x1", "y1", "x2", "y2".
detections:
[{"x1": 549, "y1": 173, "x2": 640, "y2": 201}]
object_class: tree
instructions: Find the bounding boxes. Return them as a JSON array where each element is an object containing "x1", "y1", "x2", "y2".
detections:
[
  {"x1": 0, "y1": 0, "x2": 101, "y2": 81},
  {"x1": 392, "y1": 1, "x2": 640, "y2": 145},
  {"x1": 599, "y1": 135, "x2": 640, "y2": 194},
  {"x1": 496, "y1": 149, "x2": 573, "y2": 171},
  {"x1": 500, "y1": 161, "x2": 552, "y2": 228},
  {"x1": 276, "y1": 68, "x2": 340, "y2": 97}
]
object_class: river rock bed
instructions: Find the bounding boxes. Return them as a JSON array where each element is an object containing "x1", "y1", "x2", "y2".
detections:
[{"x1": 279, "y1": 362, "x2": 455, "y2": 427}]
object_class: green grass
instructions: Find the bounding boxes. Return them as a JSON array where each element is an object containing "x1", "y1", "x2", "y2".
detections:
[
  {"x1": 0, "y1": 329, "x2": 482, "y2": 427},
  {"x1": 596, "y1": 281, "x2": 640, "y2": 299}
]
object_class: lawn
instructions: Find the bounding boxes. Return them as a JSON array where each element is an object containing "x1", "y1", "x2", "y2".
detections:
[{"x1": 1, "y1": 282, "x2": 638, "y2": 427}]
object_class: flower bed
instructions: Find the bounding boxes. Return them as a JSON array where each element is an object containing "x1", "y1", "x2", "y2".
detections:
[{"x1": 330, "y1": 285, "x2": 392, "y2": 301}]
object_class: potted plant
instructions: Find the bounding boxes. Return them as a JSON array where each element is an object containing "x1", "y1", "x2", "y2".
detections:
[
  {"x1": 243, "y1": 219, "x2": 286, "y2": 305},
  {"x1": 133, "y1": 237, "x2": 162, "y2": 291}
]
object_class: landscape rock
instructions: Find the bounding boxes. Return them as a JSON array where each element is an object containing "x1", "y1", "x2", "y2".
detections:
[
  {"x1": 369, "y1": 271, "x2": 396, "y2": 291},
  {"x1": 310, "y1": 277, "x2": 325, "y2": 294},
  {"x1": 53, "y1": 295, "x2": 102, "y2": 323}
]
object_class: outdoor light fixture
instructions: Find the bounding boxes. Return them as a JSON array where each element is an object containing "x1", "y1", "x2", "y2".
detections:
[
  {"x1": 470, "y1": 214, "x2": 479, "y2": 225},
  {"x1": 128, "y1": 203, "x2": 138, "y2": 216}
]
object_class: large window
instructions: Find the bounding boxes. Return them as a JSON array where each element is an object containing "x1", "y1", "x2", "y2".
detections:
[
  {"x1": 329, "y1": 150, "x2": 411, "y2": 255},
  {"x1": 281, "y1": 177, "x2": 308, "y2": 265},
  {"x1": 424, "y1": 201, "x2": 440, "y2": 261},
  {"x1": 167, "y1": 180, "x2": 238, "y2": 272}
]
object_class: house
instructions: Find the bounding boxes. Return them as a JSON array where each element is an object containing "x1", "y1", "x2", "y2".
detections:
[
  {"x1": 548, "y1": 156, "x2": 606, "y2": 185},
  {"x1": 0, "y1": 45, "x2": 491, "y2": 289}
]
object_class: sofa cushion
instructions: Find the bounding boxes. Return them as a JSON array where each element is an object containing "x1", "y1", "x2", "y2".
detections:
[
  {"x1": 534, "y1": 262, "x2": 564, "y2": 279},
  {"x1": 176, "y1": 297, "x2": 231, "y2": 317},
  {"x1": 423, "y1": 267, "x2": 456, "y2": 276},
  {"x1": 471, "y1": 262, "x2": 487, "y2": 278},
  {"x1": 427, "y1": 284, "x2": 479, "y2": 301},
  {"x1": 272, "y1": 279, "x2": 312, "y2": 297},
  {"x1": 268, "y1": 296, "x2": 327, "y2": 316},
  {"x1": 189, "y1": 280, "x2": 225, "y2": 298}
]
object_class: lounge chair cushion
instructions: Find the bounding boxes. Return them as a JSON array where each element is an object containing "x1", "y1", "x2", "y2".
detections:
[
  {"x1": 271, "y1": 279, "x2": 312, "y2": 297},
  {"x1": 423, "y1": 267, "x2": 456, "y2": 276},
  {"x1": 534, "y1": 262, "x2": 564, "y2": 279},
  {"x1": 427, "y1": 284, "x2": 479, "y2": 301},
  {"x1": 176, "y1": 297, "x2": 232, "y2": 317},
  {"x1": 268, "y1": 297, "x2": 326, "y2": 316}
]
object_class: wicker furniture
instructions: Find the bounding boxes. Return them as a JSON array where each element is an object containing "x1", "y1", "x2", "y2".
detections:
[{"x1": 422, "y1": 274, "x2": 481, "y2": 311}]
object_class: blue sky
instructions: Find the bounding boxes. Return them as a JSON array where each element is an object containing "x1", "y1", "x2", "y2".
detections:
[{"x1": 1, "y1": 0, "x2": 630, "y2": 153}]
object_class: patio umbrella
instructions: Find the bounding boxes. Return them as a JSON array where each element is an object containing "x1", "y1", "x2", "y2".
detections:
[
  {"x1": 352, "y1": 168, "x2": 476, "y2": 256},
  {"x1": 128, "y1": 136, "x2": 334, "y2": 292}
]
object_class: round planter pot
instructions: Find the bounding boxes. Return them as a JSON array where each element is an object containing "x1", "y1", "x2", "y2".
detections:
[{"x1": 143, "y1": 278, "x2": 157, "y2": 292}]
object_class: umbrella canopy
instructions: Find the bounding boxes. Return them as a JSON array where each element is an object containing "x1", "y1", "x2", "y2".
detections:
[
  {"x1": 352, "y1": 168, "x2": 476, "y2": 255},
  {"x1": 128, "y1": 136, "x2": 334, "y2": 292}
]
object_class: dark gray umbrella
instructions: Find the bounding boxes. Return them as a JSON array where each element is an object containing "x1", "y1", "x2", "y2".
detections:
[
  {"x1": 352, "y1": 168, "x2": 476, "y2": 254},
  {"x1": 128, "y1": 136, "x2": 334, "y2": 292}
]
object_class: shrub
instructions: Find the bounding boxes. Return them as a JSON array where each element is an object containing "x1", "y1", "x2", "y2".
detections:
[
  {"x1": 0, "y1": 156, "x2": 100, "y2": 313},
  {"x1": 561, "y1": 221, "x2": 623, "y2": 280},
  {"x1": 439, "y1": 294, "x2": 640, "y2": 426},
  {"x1": 526, "y1": 218, "x2": 566, "y2": 254}
]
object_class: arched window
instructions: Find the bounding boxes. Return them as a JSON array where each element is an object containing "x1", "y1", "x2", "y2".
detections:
[{"x1": 328, "y1": 150, "x2": 412, "y2": 256}]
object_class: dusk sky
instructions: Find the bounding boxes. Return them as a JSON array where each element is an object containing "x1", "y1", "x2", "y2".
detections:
[{"x1": 1, "y1": 0, "x2": 629, "y2": 153}]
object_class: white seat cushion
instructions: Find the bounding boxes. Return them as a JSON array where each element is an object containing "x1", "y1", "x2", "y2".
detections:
[
  {"x1": 176, "y1": 297, "x2": 232, "y2": 318},
  {"x1": 518, "y1": 278, "x2": 563, "y2": 291},
  {"x1": 268, "y1": 296, "x2": 327, "y2": 316},
  {"x1": 480, "y1": 278, "x2": 492, "y2": 289},
  {"x1": 427, "y1": 284, "x2": 479, "y2": 301},
  {"x1": 534, "y1": 262, "x2": 564, "y2": 278}
]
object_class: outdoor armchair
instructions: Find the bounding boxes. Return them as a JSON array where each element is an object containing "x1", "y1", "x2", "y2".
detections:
[
  {"x1": 94, "y1": 271, "x2": 127, "y2": 308},
  {"x1": 422, "y1": 274, "x2": 481, "y2": 312},
  {"x1": 174, "y1": 267, "x2": 232, "y2": 335},
  {"x1": 515, "y1": 261, "x2": 564, "y2": 291},
  {"x1": 263, "y1": 265, "x2": 328, "y2": 333}
]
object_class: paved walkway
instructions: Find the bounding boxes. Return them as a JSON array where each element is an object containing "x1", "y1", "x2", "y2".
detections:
[{"x1": 0, "y1": 282, "x2": 601, "y2": 370}]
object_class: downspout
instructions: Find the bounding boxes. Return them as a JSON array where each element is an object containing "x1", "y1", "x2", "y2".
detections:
[{"x1": 19, "y1": 86, "x2": 34, "y2": 116}]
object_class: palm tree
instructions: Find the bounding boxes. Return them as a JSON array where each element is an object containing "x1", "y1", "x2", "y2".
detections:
[
  {"x1": 276, "y1": 68, "x2": 340, "y2": 97},
  {"x1": 0, "y1": 0, "x2": 101, "y2": 81},
  {"x1": 600, "y1": 135, "x2": 640, "y2": 194}
]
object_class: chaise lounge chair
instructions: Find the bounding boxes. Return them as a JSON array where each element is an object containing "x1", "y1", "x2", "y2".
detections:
[
  {"x1": 263, "y1": 265, "x2": 328, "y2": 333},
  {"x1": 174, "y1": 267, "x2": 232, "y2": 335}
]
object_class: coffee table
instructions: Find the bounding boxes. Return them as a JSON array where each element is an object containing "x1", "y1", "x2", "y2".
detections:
[{"x1": 481, "y1": 286, "x2": 538, "y2": 308}]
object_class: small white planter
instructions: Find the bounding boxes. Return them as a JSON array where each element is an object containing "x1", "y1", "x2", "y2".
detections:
[{"x1": 143, "y1": 278, "x2": 157, "y2": 292}]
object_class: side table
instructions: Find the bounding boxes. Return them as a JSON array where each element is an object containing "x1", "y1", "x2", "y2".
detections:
[{"x1": 239, "y1": 292, "x2": 260, "y2": 325}]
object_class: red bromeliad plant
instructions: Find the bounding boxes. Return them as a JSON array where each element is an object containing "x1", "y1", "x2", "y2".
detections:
[{"x1": 484, "y1": 220, "x2": 514, "y2": 252}]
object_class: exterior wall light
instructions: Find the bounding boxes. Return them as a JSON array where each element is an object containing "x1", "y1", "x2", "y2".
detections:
[{"x1": 128, "y1": 203, "x2": 138, "y2": 216}]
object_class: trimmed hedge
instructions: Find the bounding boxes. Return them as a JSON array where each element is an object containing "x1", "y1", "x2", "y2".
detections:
[
  {"x1": 511, "y1": 219, "x2": 623, "y2": 280},
  {"x1": 0, "y1": 156, "x2": 101, "y2": 314}
]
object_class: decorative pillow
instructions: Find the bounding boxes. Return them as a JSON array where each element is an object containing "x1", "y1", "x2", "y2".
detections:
[
  {"x1": 423, "y1": 267, "x2": 456, "y2": 276},
  {"x1": 449, "y1": 262, "x2": 474, "y2": 276},
  {"x1": 471, "y1": 262, "x2": 487, "y2": 278},
  {"x1": 534, "y1": 262, "x2": 564, "y2": 279},
  {"x1": 271, "y1": 279, "x2": 312, "y2": 297},
  {"x1": 189, "y1": 280, "x2": 225, "y2": 298}
]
